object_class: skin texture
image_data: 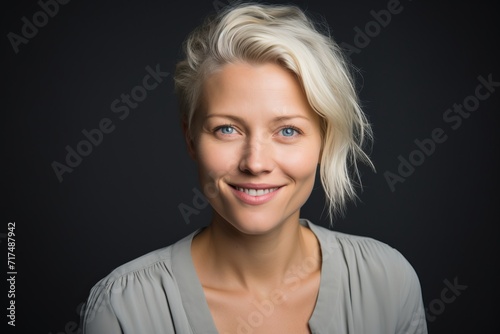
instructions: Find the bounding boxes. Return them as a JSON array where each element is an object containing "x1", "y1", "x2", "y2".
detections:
[{"x1": 187, "y1": 61, "x2": 323, "y2": 333}]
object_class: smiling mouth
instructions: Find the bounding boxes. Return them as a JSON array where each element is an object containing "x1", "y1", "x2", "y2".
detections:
[{"x1": 234, "y1": 187, "x2": 279, "y2": 196}]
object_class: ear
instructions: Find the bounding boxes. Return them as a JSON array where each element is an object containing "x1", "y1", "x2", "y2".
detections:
[{"x1": 182, "y1": 120, "x2": 197, "y2": 161}]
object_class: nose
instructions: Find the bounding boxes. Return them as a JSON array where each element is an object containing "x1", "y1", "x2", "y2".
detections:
[{"x1": 238, "y1": 136, "x2": 275, "y2": 175}]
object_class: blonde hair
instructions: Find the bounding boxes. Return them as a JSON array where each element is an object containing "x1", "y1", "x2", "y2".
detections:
[{"x1": 174, "y1": 1, "x2": 374, "y2": 223}]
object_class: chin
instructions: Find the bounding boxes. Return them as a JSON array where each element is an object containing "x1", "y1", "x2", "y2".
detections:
[
  {"x1": 214, "y1": 209, "x2": 296, "y2": 236},
  {"x1": 232, "y1": 222, "x2": 279, "y2": 235}
]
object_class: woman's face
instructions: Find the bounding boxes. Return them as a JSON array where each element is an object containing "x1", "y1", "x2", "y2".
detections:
[{"x1": 188, "y1": 61, "x2": 322, "y2": 234}]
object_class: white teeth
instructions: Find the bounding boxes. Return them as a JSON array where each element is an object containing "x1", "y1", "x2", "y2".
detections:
[{"x1": 236, "y1": 187, "x2": 278, "y2": 196}]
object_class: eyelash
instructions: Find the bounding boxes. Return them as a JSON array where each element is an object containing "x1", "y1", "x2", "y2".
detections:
[
  {"x1": 213, "y1": 124, "x2": 302, "y2": 137},
  {"x1": 279, "y1": 124, "x2": 302, "y2": 137},
  {"x1": 213, "y1": 124, "x2": 237, "y2": 135}
]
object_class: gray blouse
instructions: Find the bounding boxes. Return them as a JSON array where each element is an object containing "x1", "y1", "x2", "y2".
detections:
[{"x1": 81, "y1": 219, "x2": 428, "y2": 333}]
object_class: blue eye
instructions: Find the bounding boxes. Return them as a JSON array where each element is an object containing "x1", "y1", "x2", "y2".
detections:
[
  {"x1": 218, "y1": 126, "x2": 235, "y2": 135},
  {"x1": 280, "y1": 127, "x2": 297, "y2": 137}
]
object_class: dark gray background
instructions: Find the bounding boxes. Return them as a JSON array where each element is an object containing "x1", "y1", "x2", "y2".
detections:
[{"x1": 3, "y1": 0, "x2": 499, "y2": 333}]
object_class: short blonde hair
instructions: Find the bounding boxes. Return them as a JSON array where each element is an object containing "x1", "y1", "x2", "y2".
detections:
[{"x1": 174, "y1": 1, "x2": 374, "y2": 223}]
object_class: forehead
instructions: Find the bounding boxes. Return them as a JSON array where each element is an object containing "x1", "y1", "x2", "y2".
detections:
[{"x1": 198, "y1": 61, "x2": 316, "y2": 119}]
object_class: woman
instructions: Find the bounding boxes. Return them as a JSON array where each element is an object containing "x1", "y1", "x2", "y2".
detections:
[{"x1": 81, "y1": 2, "x2": 427, "y2": 333}]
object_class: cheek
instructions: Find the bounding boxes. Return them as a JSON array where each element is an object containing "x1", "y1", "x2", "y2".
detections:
[
  {"x1": 196, "y1": 139, "x2": 239, "y2": 182},
  {"x1": 277, "y1": 140, "x2": 321, "y2": 178}
]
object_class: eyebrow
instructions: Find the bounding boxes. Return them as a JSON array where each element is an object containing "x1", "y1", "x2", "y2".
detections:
[{"x1": 204, "y1": 114, "x2": 311, "y2": 123}]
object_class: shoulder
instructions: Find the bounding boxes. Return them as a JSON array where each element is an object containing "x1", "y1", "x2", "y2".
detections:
[
  {"x1": 336, "y1": 230, "x2": 410, "y2": 268},
  {"x1": 83, "y1": 230, "x2": 196, "y2": 311},
  {"x1": 89, "y1": 227, "x2": 199, "y2": 294},
  {"x1": 83, "y1": 243, "x2": 177, "y2": 315},
  {"x1": 307, "y1": 220, "x2": 423, "y2": 304},
  {"x1": 81, "y1": 231, "x2": 196, "y2": 332},
  {"x1": 307, "y1": 221, "x2": 427, "y2": 332},
  {"x1": 308, "y1": 220, "x2": 415, "y2": 274},
  {"x1": 94, "y1": 244, "x2": 175, "y2": 289}
]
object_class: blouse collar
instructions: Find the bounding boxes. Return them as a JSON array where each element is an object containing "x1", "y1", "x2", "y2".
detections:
[{"x1": 171, "y1": 219, "x2": 340, "y2": 333}]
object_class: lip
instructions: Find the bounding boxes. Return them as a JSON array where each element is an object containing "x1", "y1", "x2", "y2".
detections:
[
  {"x1": 228, "y1": 183, "x2": 283, "y2": 205},
  {"x1": 230, "y1": 183, "x2": 281, "y2": 189}
]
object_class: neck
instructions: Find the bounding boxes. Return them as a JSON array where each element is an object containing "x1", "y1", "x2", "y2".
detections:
[{"x1": 192, "y1": 212, "x2": 321, "y2": 294}]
